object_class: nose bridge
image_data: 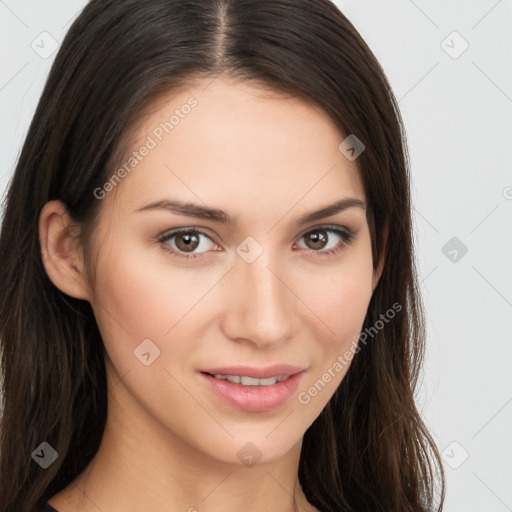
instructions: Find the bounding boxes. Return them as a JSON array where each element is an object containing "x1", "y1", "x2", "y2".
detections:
[{"x1": 226, "y1": 239, "x2": 293, "y2": 345}]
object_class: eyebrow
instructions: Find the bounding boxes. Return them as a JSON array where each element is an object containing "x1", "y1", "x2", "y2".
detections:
[{"x1": 134, "y1": 197, "x2": 366, "y2": 227}]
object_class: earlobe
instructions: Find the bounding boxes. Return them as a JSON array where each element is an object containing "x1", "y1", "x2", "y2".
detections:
[{"x1": 39, "y1": 200, "x2": 90, "y2": 300}]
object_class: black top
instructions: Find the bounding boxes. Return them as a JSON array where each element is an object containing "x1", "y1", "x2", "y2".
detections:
[{"x1": 33, "y1": 503, "x2": 58, "y2": 512}]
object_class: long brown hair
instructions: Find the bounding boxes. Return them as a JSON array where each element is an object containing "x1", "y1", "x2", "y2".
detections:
[{"x1": 0, "y1": 1, "x2": 445, "y2": 510}]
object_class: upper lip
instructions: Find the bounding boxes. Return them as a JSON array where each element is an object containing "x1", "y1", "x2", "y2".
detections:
[{"x1": 200, "y1": 364, "x2": 306, "y2": 379}]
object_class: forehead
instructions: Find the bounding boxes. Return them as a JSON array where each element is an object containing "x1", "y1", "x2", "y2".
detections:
[{"x1": 108, "y1": 76, "x2": 365, "y2": 221}]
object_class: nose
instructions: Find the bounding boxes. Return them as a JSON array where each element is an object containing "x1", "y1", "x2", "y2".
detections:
[{"x1": 220, "y1": 245, "x2": 294, "y2": 349}]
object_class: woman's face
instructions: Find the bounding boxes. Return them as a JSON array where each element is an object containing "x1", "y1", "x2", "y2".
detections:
[{"x1": 85, "y1": 76, "x2": 379, "y2": 465}]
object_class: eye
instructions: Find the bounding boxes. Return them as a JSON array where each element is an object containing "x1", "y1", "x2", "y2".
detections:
[
  {"x1": 157, "y1": 228, "x2": 217, "y2": 260},
  {"x1": 157, "y1": 225, "x2": 355, "y2": 261},
  {"x1": 294, "y1": 226, "x2": 355, "y2": 257}
]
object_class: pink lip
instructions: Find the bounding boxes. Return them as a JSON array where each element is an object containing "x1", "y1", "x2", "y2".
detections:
[
  {"x1": 199, "y1": 369, "x2": 306, "y2": 413},
  {"x1": 199, "y1": 364, "x2": 305, "y2": 379}
]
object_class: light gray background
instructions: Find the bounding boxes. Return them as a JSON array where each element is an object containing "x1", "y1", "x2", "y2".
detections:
[{"x1": 1, "y1": 1, "x2": 511, "y2": 510}]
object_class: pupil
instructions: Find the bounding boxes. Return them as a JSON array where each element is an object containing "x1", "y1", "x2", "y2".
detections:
[
  {"x1": 308, "y1": 231, "x2": 327, "y2": 249},
  {"x1": 177, "y1": 232, "x2": 199, "y2": 251}
]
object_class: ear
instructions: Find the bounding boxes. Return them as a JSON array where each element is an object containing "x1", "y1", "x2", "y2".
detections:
[
  {"x1": 39, "y1": 200, "x2": 90, "y2": 300},
  {"x1": 372, "y1": 226, "x2": 388, "y2": 292}
]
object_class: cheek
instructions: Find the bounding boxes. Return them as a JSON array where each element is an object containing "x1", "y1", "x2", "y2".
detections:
[
  {"x1": 91, "y1": 243, "x2": 198, "y2": 334},
  {"x1": 90, "y1": 229, "x2": 375, "y2": 363},
  {"x1": 89, "y1": 241, "x2": 221, "y2": 372},
  {"x1": 93, "y1": 256, "x2": 167, "y2": 335},
  {"x1": 300, "y1": 238, "x2": 375, "y2": 349},
  {"x1": 328, "y1": 269, "x2": 373, "y2": 341}
]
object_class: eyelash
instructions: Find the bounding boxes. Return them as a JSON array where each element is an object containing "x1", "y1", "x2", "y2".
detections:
[{"x1": 156, "y1": 225, "x2": 355, "y2": 261}]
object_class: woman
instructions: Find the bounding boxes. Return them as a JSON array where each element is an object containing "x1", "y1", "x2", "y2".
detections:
[{"x1": 0, "y1": 1, "x2": 445, "y2": 511}]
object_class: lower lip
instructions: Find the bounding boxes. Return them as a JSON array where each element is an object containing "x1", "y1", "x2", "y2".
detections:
[{"x1": 199, "y1": 371, "x2": 305, "y2": 412}]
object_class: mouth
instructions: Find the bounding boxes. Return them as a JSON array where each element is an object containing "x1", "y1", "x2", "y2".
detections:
[
  {"x1": 199, "y1": 364, "x2": 306, "y2": 381},
  {"x1": 201, "y1": 373, "x2": 290, "y2": 386},
  {"x1": 198, "y1": 365, "x2": 306, "y2": 412}
]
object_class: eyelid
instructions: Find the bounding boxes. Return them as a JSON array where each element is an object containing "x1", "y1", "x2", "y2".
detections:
[
  {"x1": 298, "y1": 223, "x2": 353, "y2": 238},
  {"x1": 156, "y1": 226, "x2": 219, "y2": 249},
  {"x1": 157, "y1": 224, "x2": 353, "y2": 242},
  {"x1": 293, "y1": 224, "x2": 355, "y2": 252},
  {"x1": 156, "y1": 224, "x2": 355, "y2": 259},
  {"x1": 157, "y1": 225, "x2": 217, "y2": 242}
]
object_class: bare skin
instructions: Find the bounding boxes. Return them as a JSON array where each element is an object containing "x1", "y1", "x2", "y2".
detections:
[{"x1": 40, "y1": 76, "x2": 383, "y2": 512}]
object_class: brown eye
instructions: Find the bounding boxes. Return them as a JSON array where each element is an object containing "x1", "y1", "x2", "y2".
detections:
[
  {"x1": 303, "y1": 230, "x2": 329, "y2": 250},
  {"x1": 158, "y1": 228, "x2": 216, "y2": 260},
  {"x1": 174, "y1": 232, "x2": 200, "y2": 252},
  {"x1": 296, "y1": 227, "x2": 354, "y2": 256}
]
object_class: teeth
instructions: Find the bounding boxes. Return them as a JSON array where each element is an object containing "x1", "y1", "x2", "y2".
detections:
[{"x1": 211, "y1": 374, "x2": 289, "y2": 386}]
